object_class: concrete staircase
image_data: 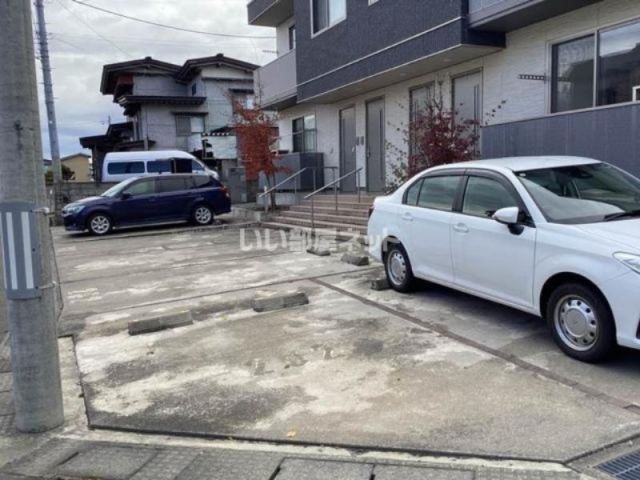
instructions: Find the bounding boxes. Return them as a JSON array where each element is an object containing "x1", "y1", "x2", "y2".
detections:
[{"x1": 263, "y1": 194, "x2": 378, "y2": 237}]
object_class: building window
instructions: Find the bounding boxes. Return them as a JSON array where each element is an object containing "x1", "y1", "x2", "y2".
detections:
[
  {"x1": 598, "y1": 20, "x2": 640, "y2": 106},
  {"x1": 176, "y1": 115, "x2": 205, "y2": 137},
  {"x1": 288, "y1": 24, "x2": 296, "y2": 50},
  {"x1": 292, "y1": 115, "x2": 317, "y2": 153},
  {"x1": 552, "y1": 35, "x2": 595, "y2": 113},
  {"x1": 409, "y1": 84, "x2": 434, "y2": 159},
  {"x1": 551, "y1": 19, "x2": 640, "y2": 113},
  {"x1": 191, "y1": 83, "x2": 197, "y2": 96},
  {"x1": 312, "y1": 0, "x2": 346, "y2": 35}
]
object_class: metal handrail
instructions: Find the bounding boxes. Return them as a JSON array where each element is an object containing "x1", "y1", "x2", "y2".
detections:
[
  {"x1": 258, "y1": 167, "x2": 310, "y2": 212},
  {"x1": 304, "y1": 167, "x2": 363, "y2": 233}
]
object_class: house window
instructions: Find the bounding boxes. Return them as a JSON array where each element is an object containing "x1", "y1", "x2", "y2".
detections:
[
  {"x1": 552, "y1": 35, "x2": 595, "y2": 113},
  {"x1": 312, "y1": 0, "x2": 346, "y2": 34},
  {"x1": 409, "y1": 84, "x2": 434, "y2": 159},
  {"x1": 292, "y1": 115, "x2": 317, "y2": 153},
  {"x1": 551, "y1": 19, "x2": 640, "y2": 113},
  {"x1": 598, "y1": 20, "x2": 640, "y2": 106},
  {"x1": 288, "y1": 24, "x2": 296, "y2": 50},
  {"x1": 191, "y1": 83, "x2": 197, "y2": 96},
  {"x1": 176, "y1": 115, "x2": 205, "y2": 137}
]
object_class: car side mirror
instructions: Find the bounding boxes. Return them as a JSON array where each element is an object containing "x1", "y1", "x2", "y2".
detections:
[
  {"x1": 493, "y1": 207, "x2": 525, "y2": 235},
  {"x1": 120, "y1": 192, "x2": 132, "y2": 200}
]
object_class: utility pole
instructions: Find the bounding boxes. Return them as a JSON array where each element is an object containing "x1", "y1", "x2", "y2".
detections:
[
  {"x1": 0, "y1": 0, "x2": 64, "y2": 432},
  {"x1": 34, "y1": 0, "x2": 63, "y2": 218}
]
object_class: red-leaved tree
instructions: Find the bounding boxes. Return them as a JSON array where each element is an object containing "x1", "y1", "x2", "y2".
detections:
[
  {"x1": 233, "y1": 101, "x2": 283, "y2": 207},
  {"x1": 386, "y1": 82, "x2": 505, "y2": 191}
]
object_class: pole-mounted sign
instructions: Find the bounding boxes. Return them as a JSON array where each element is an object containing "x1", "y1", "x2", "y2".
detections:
[{"x1": 0, "y1": 202, "x2": 42, "y2": 300}]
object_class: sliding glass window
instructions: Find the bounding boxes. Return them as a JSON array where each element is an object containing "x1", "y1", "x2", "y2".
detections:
[
  {"x1": 551, "y1": 18, "x2": 640, "y2": 113},
  {"x1": 598, "y1": 20, "x2": 640, "y2": 105},
  {"x1": 551, "y1": 35, "x2": 595, "y2": 113},
  {"x1": 312, "y1": 0, "x2": 346, "y2": 34}
]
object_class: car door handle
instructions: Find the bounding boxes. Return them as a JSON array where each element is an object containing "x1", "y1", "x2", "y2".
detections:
[
  {"x1": 401, "y1": 212, "x2": 414, "y2": 222},
  {"x1": 453, "y1": 223, "x2": 469, "y2": 233}
]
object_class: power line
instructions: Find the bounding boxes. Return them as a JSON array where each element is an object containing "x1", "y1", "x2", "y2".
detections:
[
  {"x1": 55, "y1": 0, "x2": 129, "y2": 57},
  {"x1": 69, "y1": 0, "x2": 276, "y2": 40}
]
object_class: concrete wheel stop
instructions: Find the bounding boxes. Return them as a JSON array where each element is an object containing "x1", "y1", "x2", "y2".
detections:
[
  {"x1": 306, "y1": 246, "x2": 331, "y2": 257},
  {"x1": 251, "y1": 291, "x2": 309, "y2": 313},
  {"x1": 128, "y1": 311, "x2": 193, "y2": 336},
  {"x1": 341, "y1": 253, "x2": 370, "y2": 266}
]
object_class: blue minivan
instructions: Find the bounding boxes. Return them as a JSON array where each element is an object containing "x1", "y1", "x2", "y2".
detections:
[{"x1": 62, "y1": 174, "x2": 231, "y2": 235}]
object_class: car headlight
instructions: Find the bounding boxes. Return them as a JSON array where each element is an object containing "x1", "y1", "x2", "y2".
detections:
[
  {"x1": 614, "y1": 252, "x2": 640, "y2": 274},
  {"x1": 64, "y1": 205, "x2": 85, "y2": 215}
]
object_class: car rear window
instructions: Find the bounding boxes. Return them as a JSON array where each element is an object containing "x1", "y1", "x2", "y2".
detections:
[{"x1": 107, "y1": 161, "x2": 144, "y2": 174}]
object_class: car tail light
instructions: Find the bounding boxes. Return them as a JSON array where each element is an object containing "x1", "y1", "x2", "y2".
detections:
[
  {"x1": 368, "y1": 205, "x2": 374, "y2": 218},
  {"x1": 222, "y1": 186, "x2": 230, "y2": 198}
]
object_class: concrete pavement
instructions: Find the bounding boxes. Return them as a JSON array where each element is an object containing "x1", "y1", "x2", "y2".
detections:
[{"x1": 2, "y1": 222, "x2": 640, "y2": 478}]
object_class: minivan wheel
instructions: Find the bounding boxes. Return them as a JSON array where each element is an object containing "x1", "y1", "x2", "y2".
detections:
[
  {"x1": 192, "y1": 204, "x2": 213, "y2": 225},
  {"x1": 546, "y1": 283, "x2": 616, "y2": 363},
  {"x1": 87, "y1": 213, "x2": 112, "y2": 236},
  {"x1": 384, "y1": 243, "x2": 415, "y2": 293}
]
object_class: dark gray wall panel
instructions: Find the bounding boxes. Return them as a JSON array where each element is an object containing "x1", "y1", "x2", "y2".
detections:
[
  {"x1": 298, "y1": 20, "x2": 465, "y2": 101},
  {"x1": 482, "y1": 104, "x2": 640, "y2": 176},
  {"x1": 294, "y1": 0, "x2": 504, "y2": 101}
]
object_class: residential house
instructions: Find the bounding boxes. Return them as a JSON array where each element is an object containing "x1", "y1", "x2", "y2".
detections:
[
  {"x1": 60, "y1": 153, "x2": 92, "y2": 182},
  {"x1": 80, "y1": 54, "x2": 258, "y2": 182},
  {"x1": 248, "y1": 0, "x2": 640, "y2": 193}
]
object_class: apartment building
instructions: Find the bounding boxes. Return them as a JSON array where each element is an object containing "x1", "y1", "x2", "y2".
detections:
[
  {"x1": 80, "y1": 54, "x2": 257, "y2": 181},
  {"x1": 249, "y1": 0, "x2": 640, "y2": 192}
]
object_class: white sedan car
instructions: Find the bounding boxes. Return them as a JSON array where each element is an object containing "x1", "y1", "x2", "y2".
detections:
[{"x1": 368, "y1": 156, "x2": 640, "y2": 362}]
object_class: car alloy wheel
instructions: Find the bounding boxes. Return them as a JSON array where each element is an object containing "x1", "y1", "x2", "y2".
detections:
[
  {"x1": 553, "y1": 295, "x2": 599, "y2": 352},
  {"x1": 89, "y1": 214, "x2": 111, "y2": 235},
  {"x1": 194, "y1": 205, "x2": 213, "y2": 225}
]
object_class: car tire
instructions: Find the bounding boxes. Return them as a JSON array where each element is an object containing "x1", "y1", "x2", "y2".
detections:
[
  {"x1": 191, "y1": 204, "x2": 213, "y2": 226},
  {"x1": 384, "y1": 243, "x2": 415, "y2": 293},
  {"x1": 546, "y1": 282, "x2": 616, "y2": 363},
  {"x1": 87, "y1": 213, "x2": 112, "y2": 236}
]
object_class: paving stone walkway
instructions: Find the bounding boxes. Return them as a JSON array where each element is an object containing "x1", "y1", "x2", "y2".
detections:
[{"x1": 0, "y1": 437, "x2": 585, "y2": 480}]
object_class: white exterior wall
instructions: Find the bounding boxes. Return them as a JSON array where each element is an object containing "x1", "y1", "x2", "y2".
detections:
[
  {"x1": 482, "y1": 0, "x2": 640, "y2": 126},
  {"x1": 275, "y1": 0, "x2": 640, "y2": 188},
  {"x1": 276, "y1": 17, "x2": 296, "y2": 55}
]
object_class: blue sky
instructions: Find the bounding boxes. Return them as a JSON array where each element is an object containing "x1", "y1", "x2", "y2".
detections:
[{"x1": 35, "y1": 0, "x2": 275, "y2": 159}]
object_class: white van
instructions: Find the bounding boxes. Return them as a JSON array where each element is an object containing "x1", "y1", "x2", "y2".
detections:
[{"x1": 102, "y1": 150, "x2": 218, "y2": 183}]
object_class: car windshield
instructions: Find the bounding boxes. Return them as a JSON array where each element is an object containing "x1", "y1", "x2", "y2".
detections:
[
  {"x1": 516, "y1": 163, "x2": 640, "y2": 224},
  {"x1": 101, "y1": 178, "x2": 137, "y2": 198}
]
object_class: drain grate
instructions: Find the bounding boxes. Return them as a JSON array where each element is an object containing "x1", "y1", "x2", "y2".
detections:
[{"x1": 597, "y1": 450, "x2": 640, "y2": 479}]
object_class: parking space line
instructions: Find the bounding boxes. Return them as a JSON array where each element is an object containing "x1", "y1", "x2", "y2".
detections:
[{"x1": 312, "y1": 278, "x2": 640, "y2": 417}]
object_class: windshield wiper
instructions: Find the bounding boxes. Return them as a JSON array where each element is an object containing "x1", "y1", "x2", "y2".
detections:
[{"x1": 603, "y1": 209, "x2": 640, "y2": 221}]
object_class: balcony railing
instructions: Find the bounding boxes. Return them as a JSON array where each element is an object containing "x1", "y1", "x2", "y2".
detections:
[
  {"x1": 255, "y1": 49, "x2": 297, "y2": 110},
  {"x1": 468, "y1": 0, "x2": 602, "y2": 32}
]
